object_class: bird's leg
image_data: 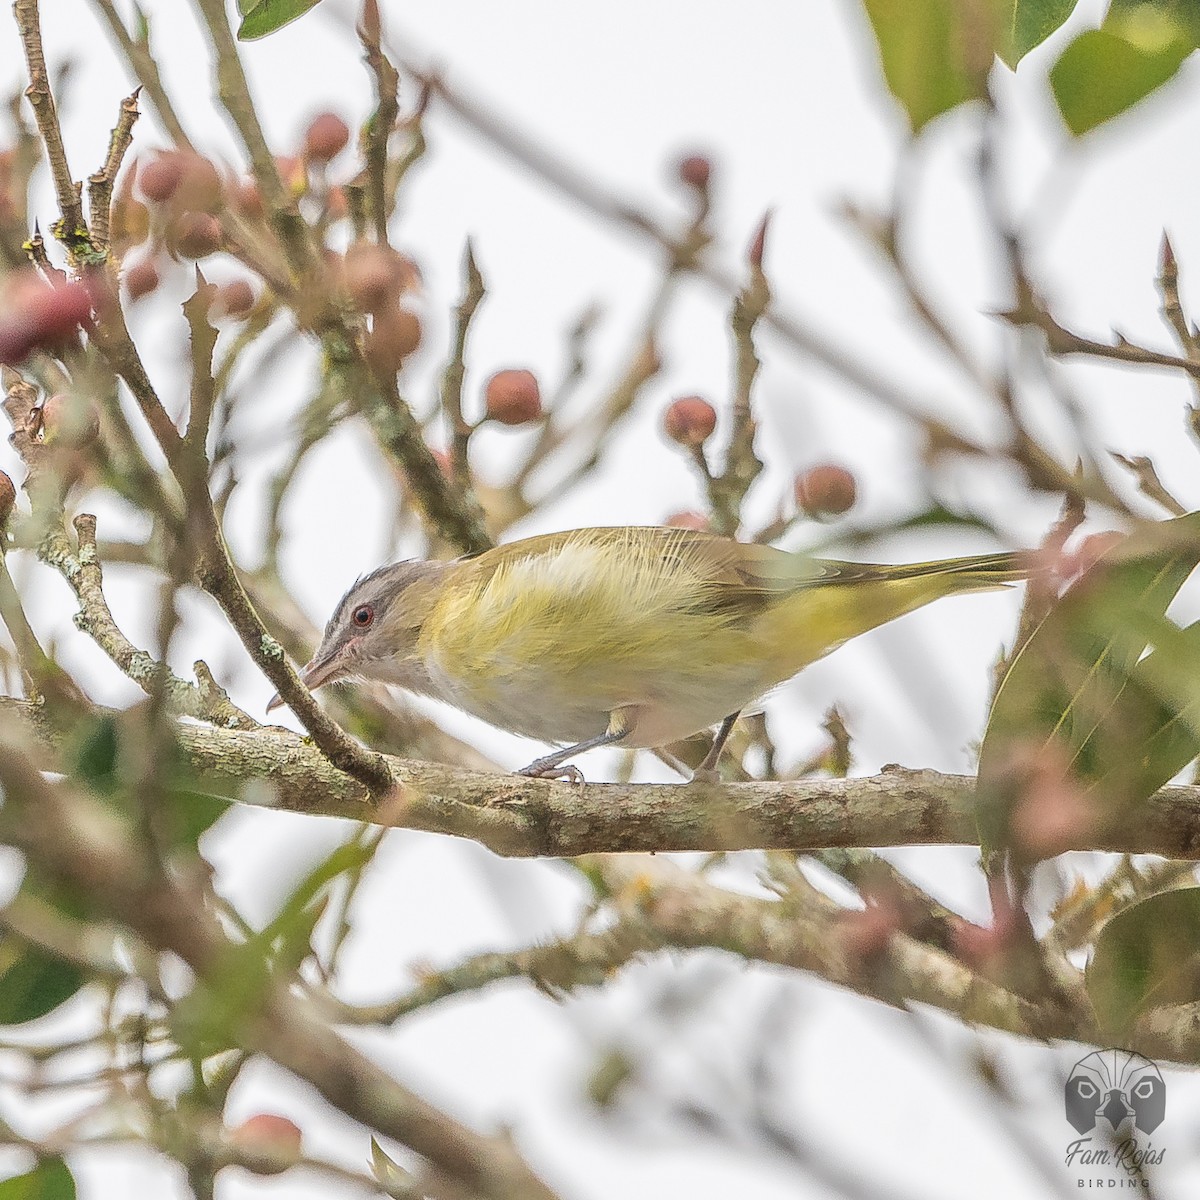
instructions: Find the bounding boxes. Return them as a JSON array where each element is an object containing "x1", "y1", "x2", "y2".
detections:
[
  {"x1": 691, "y1": 711, "x2": 740, "y2": 783},
  {"x1": 652, "y1": 747, "x2": 693, "y2": 777},
  {"x1": 517, "y1": 710, "x2": 632, "y2": 784}
]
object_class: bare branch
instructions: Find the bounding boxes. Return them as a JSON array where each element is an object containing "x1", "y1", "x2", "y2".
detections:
[
  {"x1": 91, "y1": 0, "x2": 195, "y2": 151},
  {"x1": 357, "y1": 5, "x2": 400, "y2": 245},
  {"x1": 191, "y1": 0, "x2": 318, "y2": 280},
  {"x1": 440, "y1": 239, "x2": 485, "y2": 495},
  {"x1": 13, "y1": 0, "x2": 87, "y2": 253},
  {"x1": 86, "y1": 89, "x2": 140, "y2": 252},
  {"x1": 5, "y1": 697, "x2": 1200, "y2": 864}
]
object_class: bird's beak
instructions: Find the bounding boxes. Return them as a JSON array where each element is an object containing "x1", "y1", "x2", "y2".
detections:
[{"x1": 265, "y1": 646, "x2": 346, "y2": 714}]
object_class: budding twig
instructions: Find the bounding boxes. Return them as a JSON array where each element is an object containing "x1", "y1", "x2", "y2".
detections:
[
  {"x1": 66, "y1": 514, "x2": 255, "y2": 729},
  {"x1": 440, "y1": 240, "x2": 486, "y2": 494},
  {"x1": 353, "y1": 359, "x2": 492, "y2": 556},
  {"x1": 87, "y1": 89, "x2": 141, "y2": 253},
  {"x1": 1111, "y1": 452, "x2": 1187, "y2": 517},
  {"x1": 13, "y1": 0, "x2": 87, "y2": 254},
  {"x1": 511, "y1": 280, "x2": 667, "y2": 516},
  {"x1": 708, "y1": 214, "x2": 770, "y2": 535},
  {"x1": 92, "y1": 0, "x2": 196, "y2": 151},
  {"x1": 357, "y1": 0, "x2": 400, "y2": 246},
  {"x1": 191, "y1": 0, "x2": 319, "y2": 281}
]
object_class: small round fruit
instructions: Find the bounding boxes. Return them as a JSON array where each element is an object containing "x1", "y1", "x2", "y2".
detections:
[
  {"x1": 175, "y1": 154, "x2": 223, "y2": 212},
  {"x1": 344, "y1": 243, "x2": 403, "y2": 313},
  {"x1": 169, "y1": 212, "x2": 221, "y2": 260},
  {"x1": 111, "y1": 194, "x2": 150, "y2": 251},
  {"x1": 0, "y1": 276, "x2": 92, "y2": 365},
  {"x1": 663, "y1": 395, "x2": 716, "y2": 448},
  {"x1": 213, "y1": 279, "x2": 255, "y2": 319},
  {"x1": 140, "y1": 153, "x2": 185, "y2": 203},
  {"x1": 677, "y1": 153, "x2": 712, "y2": 190},
  {"x1": 365, "y1": 305, "x2": 422, "y2": 374},
  {"x1": 276, "y1": 155, "x2": 306, "y2": 195},
  {"x1": 124, "y1": 259, "x2": 160, "y2": 301},
  {"x1": 234, "y1": 177, "x2": 264, "y2": 218},
  {"x1": 303, "y1": 112, "x2": 350, "y2": 162},
  {"x1": 664, "y1": 510, "x2": 710, "y2": 531},
  {"x1": 228, "y1": 1114, "x2": 302, "y2": 1175},
  {"x1": 795, "y1": 464, "x2": 857, "y2": 519},
  {"x1": 485, "y1": 369, "x2": 542, "y2": 426},
  {"x1": 1067, "y1": 531, "x2": 1126, "y2": 580}
]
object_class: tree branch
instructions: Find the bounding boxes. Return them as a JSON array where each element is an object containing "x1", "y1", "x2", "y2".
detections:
[
  {"x1": 4, "y1": 696, "x2": 1200, "y2": 860},
  {"x1": 14, "y1": 0, "x2": 87, "y2": 252}
]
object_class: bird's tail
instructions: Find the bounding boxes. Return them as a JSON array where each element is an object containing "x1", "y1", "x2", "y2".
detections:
[
  {"x1": 845, "y1": 551, "x2": 1030, "y2": 588},
  {"x1": 767, "y1": 550, "x2": 1030, "y2": 679}
]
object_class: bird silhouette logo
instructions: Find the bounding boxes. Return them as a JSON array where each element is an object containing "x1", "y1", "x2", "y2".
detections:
[{"x1": 1065, "y1": 1050, "x2": 1166, "y2": 1136}]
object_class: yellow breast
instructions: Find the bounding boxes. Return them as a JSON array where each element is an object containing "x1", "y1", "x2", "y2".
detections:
[{"x1": 417, "y1": 530, "x2": 773, "y2": 744}]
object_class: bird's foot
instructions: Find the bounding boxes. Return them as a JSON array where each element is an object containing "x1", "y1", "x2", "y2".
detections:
[
  {"x1": 689, "y1": 765, "x2": 720, "y2": 785},
  {"x1": 517, "y1": 756, "x2": 586, "y2": 785}
]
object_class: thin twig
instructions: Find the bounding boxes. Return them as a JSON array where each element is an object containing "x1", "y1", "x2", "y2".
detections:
[
  {"x1": 191, "y1": 0, "x2": 318, "y2": 279},
  {"x1": 351, "y1": 360, "x2": 492, "y2": 556},
  {"x1": 87, "y1": 89, "x2": 140, "y2": 253},
  {"x1": 397, "y1": 57, "x2": 991, "y2": 440},
  {"x1": 709, "y1": 214, "x2": 770, "y2": 534},
  {"x1": 91, "y1": 0, "x2": 195, "y2": 151},
  {"x1": 59, "y1": 514, "x2": 255, "y2": 728},
  {"x1": 0, "y1": 548, "x2": 77, "y2": 706},
  {"x1": 358, "y1": 4, "x2": 400, "y2": 245},
  {"x1": 440, "y1": 240, "x2": 485, "y2": 491},
  {"x1": 1111, "y1": 452, "x2": 1187, "y2": 517},
  {"x1": 13, "y1": 0, "x2": 88, "y2": 255}
]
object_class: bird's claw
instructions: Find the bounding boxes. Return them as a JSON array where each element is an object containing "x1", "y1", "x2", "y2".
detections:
[{"x1": 517, "y1": 758, "x2": 586, "y2": 785}]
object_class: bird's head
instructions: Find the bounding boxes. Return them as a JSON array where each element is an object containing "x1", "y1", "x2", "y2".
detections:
[{"x1": 267, "y1": 559, "x2": 450, "y2": 712}]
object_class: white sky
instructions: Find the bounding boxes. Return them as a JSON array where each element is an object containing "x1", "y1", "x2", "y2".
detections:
[{"x1": 3, "y1": 0, "x2": 1200, "y2": 1196}]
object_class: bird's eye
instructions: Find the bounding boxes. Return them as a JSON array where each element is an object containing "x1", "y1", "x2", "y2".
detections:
[{"x1": 352, "y1": 604, "x2": 374, "y2": 628}]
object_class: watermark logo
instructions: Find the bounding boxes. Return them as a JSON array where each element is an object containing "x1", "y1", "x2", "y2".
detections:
[{"x1": 1064, "y1": 1049, "x2": 1166, "y2": 1184}]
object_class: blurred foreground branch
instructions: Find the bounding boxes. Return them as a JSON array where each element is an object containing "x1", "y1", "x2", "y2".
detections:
[{"x1": 0, "y1": 716, "x2": 562, "y2": 1200}]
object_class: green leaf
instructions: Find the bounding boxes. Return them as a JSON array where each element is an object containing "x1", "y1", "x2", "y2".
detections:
[
  {"x1": 0, "y1": 938, "x2": 85, "y2": 1025},
  {"x1": 237, "y1": 0, "x2": 323, "y2": 40},
  {"x1": 1088, "y1": 887, "x2": 1200, "y2": 1034},
  {"x1": 66, "y1": 716, "x2": 228, "y2": 852},
  {"x1": 69, "y1": 715, "x2": 120, "y2": 795},
  {"x1": 998, "y1": 0, "x2": 1078, "y2": 67},
  {"x1": 171, "y1": 790, "x2": 231, "y2": 853},
  {"x1": 0, "y1": 1157, "x2": 76, "y2": 1200},
  {"x1": 1050, "y1": 16, "x2": 1192, "y2": 135},
  {"x1": 859, "y1": 0, "x2": 994, "y2": 132},
  {"x1": 978, "y1": 512, "x2": 1200, "y2": 854},
  {"x1": 1109, "y1": 0, "x2": 1200, "y2": 48}
]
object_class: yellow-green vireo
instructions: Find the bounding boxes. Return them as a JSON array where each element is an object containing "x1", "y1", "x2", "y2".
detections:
[{"x1": 268, "y1": 525, "x2": 1027, "y2": 780}]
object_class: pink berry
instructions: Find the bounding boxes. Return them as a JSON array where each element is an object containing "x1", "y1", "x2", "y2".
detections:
[
  {"x1": 677, "y1": 154, "x2": 712, "y2": 190},
  {"x1": 485, "y1": 369, "x2": 543, "y2": 426},
  {"x1": 663, "y1": 395, "x2": 717, "y2": 448},
  {"x1": 795, "y1": 464, "x2": 857, "y2": 518},
  {"x1": 304, "y1": 112, "x2": 350, "y2": 162}
]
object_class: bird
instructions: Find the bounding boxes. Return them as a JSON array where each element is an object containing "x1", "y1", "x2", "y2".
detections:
[{"x1": 267, "y1": 525, "x2": 1028, "y2": 781}]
